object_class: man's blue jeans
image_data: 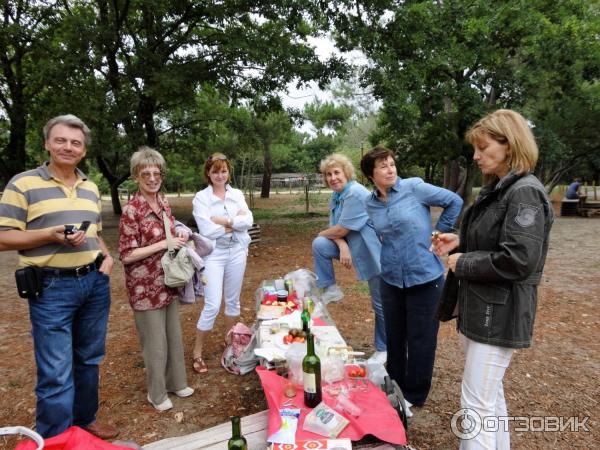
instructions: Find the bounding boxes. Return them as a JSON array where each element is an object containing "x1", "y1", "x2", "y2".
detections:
[
  {"x1": 312, "y1": 236, "x2": 386, "y2": 351},
  {"x1": 379, "y1": 275, "x2": 443, "y2": 406},
  {"x1": 28, "y1": 270, "x2": 111, "y2": 438}
]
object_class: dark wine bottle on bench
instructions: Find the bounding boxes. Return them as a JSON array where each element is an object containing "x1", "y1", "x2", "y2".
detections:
[
  {"x1": 302, "y1": 332, "x2": 322, "y2": 408},
  {"x1": 228, "y1": 416, "x2": 247, "y2": 450}
]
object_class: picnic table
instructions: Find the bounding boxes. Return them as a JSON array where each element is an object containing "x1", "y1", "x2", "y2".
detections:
[
  {"x1": 143, "y1": 411, "x2": 397, "y2": 450},
  {"x1": 560, "y1": 195, "x2": 600, "y2": 217},
  {"x1": 145, "y1": 276, "x2": 408, "y2": 449},
  {"x1": 577, "y1": 195, "x2": 600, "y2": 216}
]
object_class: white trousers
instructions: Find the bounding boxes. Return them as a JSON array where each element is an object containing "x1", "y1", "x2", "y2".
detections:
[
  {"x1": 459, "y1": 334, "x2": 515, "y2": 450},
  {"x1": 197, "y1": 243, "x2": 247, "y2": 331}
]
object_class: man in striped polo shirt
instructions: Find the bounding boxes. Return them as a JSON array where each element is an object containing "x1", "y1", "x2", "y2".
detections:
[{"x1": 0, "y1": 115, "x2": 119, "y2": 440}]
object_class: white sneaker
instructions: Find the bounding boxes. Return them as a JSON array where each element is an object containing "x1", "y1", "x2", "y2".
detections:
[
  {"x1": 148, "y1": 394, "x2": 173, "y2": 411},
  {"x1": 321, "y1": 284, "x2": 344, "y2": 304},
  {"x1": 404, "y1": 399, "x2": 414, "y2": 418},
  {"x1": 371, "y1": 350, "x2": 387, "y2": 364},
  {"x1": 171, "y1": 387, "x2": 194, "y2": 398}
]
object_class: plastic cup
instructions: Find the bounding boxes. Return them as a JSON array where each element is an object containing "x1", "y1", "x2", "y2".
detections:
[
  {"x1": 335, "y1": 391, "x2": 361, "y2": 417},
  {"x1": 345, "y1": 358, "x2": 368, "y2": 392}
]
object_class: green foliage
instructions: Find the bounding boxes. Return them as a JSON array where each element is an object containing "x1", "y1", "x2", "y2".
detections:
[
  {"x1": 1, "y1": 0, "x2": 349, "y2": 209},
  {"x1": 330, "y1": 0, "x2": 600, "y2": 194},
  {"x1": 0, "y1": 0, "x2": 62, "y2": 182}
]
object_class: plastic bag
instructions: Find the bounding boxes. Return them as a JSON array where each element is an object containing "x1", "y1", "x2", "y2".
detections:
[
  {"x1": 303, "y1": 402, "x2": 349, "y2": 438},
  {"x1": 284, "y1": 269, "x2": 319, "y2": 299},
  {"x1": 221, "y1": 323, "x2": 259, "y2": 375},
  {"x1": 366, "y1": 358, "x2": 389, "y2": 387},
  {"x1": 284, "y1": 342, "x2": 306, "y2": 388}
]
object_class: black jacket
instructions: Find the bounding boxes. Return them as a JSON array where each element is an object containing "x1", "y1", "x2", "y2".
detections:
[{"x1": 437, "y1": 173, "x2": 554, "y2": 348}]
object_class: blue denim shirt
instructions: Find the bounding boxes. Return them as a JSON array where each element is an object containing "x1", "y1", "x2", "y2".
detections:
[
  {"x1": 330, "y1": 181, "x2": 381, "y2": 281},
  {"x1": 365, "y1": 177, "x2": 463, "y2": 288}
]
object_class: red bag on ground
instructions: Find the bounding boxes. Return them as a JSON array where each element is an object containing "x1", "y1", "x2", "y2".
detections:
[{"x1": 15, "y1": 426, "x2": 132, "y2": 450}]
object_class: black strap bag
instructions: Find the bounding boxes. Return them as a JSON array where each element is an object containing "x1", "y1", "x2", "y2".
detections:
[{"x1": 15, "y1": 266, "x2": 43, "y2": 300}]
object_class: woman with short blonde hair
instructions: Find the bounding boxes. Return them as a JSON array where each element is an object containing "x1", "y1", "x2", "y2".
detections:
[
  {"x1": 313, "y1": 152, "x2": 387, "y2": 362},
  {"x1": 320, "y1": 153, "x2": 356, "y2": 181},
  {"x1": 465, "y1": 109, "x2": 538, "y2": 182},
  {"x1": 119, "y1": 146, "x2": 194, "y2": 411},
  {"x1": 129, "y1": 146, "x2": 166, "y2": 178}
]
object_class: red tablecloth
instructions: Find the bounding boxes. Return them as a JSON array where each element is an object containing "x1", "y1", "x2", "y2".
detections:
[{"x1": 256, "y1": 367, "x2": 406, "y2": 445}]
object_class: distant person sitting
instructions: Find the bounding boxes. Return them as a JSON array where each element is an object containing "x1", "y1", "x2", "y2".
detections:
[{"x1": 565, "y1": 179, "x2": 582, "y2": 199}]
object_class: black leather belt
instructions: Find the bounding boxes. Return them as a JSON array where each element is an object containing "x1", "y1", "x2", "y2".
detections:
[{"x1": 43, "y1": 255, "x2": 103, "y2": 278}]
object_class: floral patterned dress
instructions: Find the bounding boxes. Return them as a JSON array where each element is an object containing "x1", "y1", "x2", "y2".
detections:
[{"x1": 118, "y1": 191, "x2": 179, "y2": 311}]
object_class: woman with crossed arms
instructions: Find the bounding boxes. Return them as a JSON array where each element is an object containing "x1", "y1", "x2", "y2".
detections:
[{"x1": 191, "y1": 153, "x2": 253, "y2": 373}]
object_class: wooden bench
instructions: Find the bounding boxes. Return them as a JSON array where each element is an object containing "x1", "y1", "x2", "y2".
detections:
[
  {"x1": 143, "y1": 410, "x2": 269, "y2": 450},
  {"x1": 143, "y1": 409, "x2": 399, "y2": 450},
  {"x1": 248, "y1": 223, "x2": 261, "y2": 245},
  {"x1": 560, "y1": 198, "x2": 579, "y2": 216},
  {"x1": 576, "y1": 195, "x2": 600, "y2": 217}
]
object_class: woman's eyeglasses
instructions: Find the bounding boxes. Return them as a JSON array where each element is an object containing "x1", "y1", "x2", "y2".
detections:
[{"x1": 139, "y1": 171, "x2": 162, "y2": 180}]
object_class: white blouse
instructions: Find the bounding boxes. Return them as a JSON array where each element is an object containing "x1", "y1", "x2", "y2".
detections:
[{"x1": 192, "y1": 184, "x2": 254, "y2": 249}]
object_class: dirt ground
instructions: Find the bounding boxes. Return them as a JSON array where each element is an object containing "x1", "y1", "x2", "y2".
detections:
[{"x1": 0, "y1": 194, "x2": 598, "y2": 449}]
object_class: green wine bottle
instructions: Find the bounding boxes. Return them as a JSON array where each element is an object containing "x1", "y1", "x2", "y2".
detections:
[
  {"x1": 228, "y1": 416, "x2": 247, "y2": 450},
  {"x1": 302, "y1": 332, "x2": 322, "y2": 408},
  {"x1": 301, "y1": 297, "x2": 311, "y2": 333}
]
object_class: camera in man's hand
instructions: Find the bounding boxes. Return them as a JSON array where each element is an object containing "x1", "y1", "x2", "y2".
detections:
[{"x1": 64, "y1": 221, "x2": 91, "y2": 236}]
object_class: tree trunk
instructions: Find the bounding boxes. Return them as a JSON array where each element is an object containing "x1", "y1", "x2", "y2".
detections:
[
  {"x1": 110, "y1": 182, "x2": 122, "y2": 215},
  {"x1": 1, "y1": 108, "x2": 28, "y2": 184},
  {"x1": 96, "y1": 154, "x2": 131, "y2": 214},
  {"x1": 456, "y1": 159, "x2": 477, "y2": 204},
  {"x1": 261, "y1": 145, "x2": 272, "y2": 198},
  {"x1": 140, "y1": 95, "x2": 158, "y2": 147},
  {"x1": 444, "y1": 159, "x2": 461, "y2": 191},
  {"x1": 305, "y1": 181, "x2": 309, "y2": 213}
]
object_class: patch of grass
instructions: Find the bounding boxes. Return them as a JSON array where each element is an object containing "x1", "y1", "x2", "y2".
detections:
[
  {"x1": 253, "y1": 209, "x2": 328, "y2": 221},
  {"x1": 343, "y1": 282, "x2": 371, "y2": 295},
  {"x1": 291, "y1": 192, "x2": 331, "y2": 208},
  {"x1": 8, "y1": 379, "x2": 22, "y2": 388},
  {"x1": 279, "y1": 221, "x2": 324, "y2": 235}
]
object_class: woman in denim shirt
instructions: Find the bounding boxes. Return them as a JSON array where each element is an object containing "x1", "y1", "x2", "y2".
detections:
[
  {"x1": 360, "y1": 146, "x2": 463, "y2": 409},
  {"x1": 312, "y1": 153, "x2": 386, "y2": 362}
]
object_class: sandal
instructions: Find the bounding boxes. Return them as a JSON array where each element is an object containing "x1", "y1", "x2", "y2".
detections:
[{"x1": 192, "y1": 356, "x2": 208, "y2": 374}]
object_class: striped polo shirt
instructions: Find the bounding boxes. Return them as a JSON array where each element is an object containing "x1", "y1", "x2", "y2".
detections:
[{"x1": 0, "y1": 162, "x2": 102, "y2": 268}]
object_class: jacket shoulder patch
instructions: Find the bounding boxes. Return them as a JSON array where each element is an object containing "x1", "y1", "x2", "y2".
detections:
[{"x1": 514, "y1": 203, "x2": 539, "y2": 227}]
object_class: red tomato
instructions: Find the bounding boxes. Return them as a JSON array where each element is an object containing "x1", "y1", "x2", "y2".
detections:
[
  {"x1": 358, "y1": 367, "x2": 366, "y2": 378},
  {"x1": 283, "y1": 335, "x2": 293, "y2": 344}
]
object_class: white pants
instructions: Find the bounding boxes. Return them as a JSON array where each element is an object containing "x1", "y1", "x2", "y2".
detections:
[
  {"x1": 459, "y1": 334, "x2": 515, "y2": 450},
  {"x1": 197, "y1": 243, "x2": 247, "y2": 331}
]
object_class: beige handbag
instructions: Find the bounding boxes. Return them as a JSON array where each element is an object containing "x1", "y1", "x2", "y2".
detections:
[{"x1": 161, "y1": 212, "x2": 194, "y2": 288}]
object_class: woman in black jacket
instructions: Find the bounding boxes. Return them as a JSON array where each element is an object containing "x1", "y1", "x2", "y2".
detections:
[{"x1": 433, "y1": 109, "x2": 554, "y2": 449}]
